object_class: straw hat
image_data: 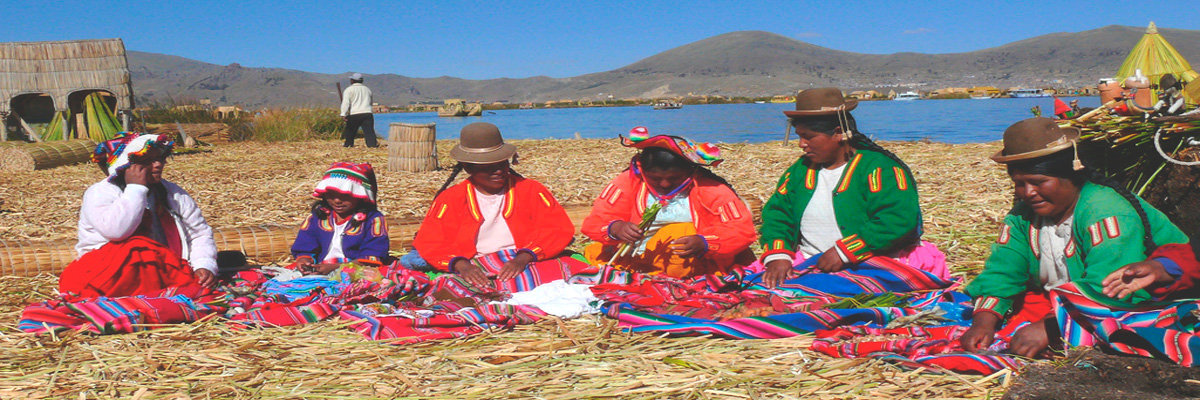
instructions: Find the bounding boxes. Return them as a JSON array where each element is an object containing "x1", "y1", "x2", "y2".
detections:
[
  {"x1": 783, "y1": 87, "x2": 858, "y2": 118},
  {"x1": 991, "y1": 117, "x2": 1081, "y2": 164},
  {"x1": 450, "y1": 122, "x2": 517, "y2": 164}
]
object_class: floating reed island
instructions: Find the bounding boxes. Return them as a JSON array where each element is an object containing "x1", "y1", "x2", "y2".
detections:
[{"x1": 0, "y1": 138, "x2": 1016, "y2": 398}]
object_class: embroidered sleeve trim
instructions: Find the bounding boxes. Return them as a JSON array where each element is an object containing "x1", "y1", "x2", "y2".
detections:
[{"x1": 893, "y1": 166, "x2": 909, "y2": 191}]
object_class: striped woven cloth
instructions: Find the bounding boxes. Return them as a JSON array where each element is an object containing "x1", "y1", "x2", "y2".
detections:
[{"x1": 596, "y1": 254, "x2": 955, "y2": 338}]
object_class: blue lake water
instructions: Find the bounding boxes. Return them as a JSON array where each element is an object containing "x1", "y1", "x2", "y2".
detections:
[{"x1": 373, "y1": 97, "x2": 1100, "y2": 144}]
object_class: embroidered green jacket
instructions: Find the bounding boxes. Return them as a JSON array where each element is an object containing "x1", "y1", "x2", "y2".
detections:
[
  {"x1": 965, "y1": 182, "x2": 1189, "y2": 317},
  {"x1": 759, "y1": 149, "x2": 922, "y2": 263}
]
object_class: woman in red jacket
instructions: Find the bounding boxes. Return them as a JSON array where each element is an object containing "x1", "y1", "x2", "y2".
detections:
[
  {"x1": 582, "y1": 127, "x2": 757, "y2": 278},
  {"x1": 412, "y1": 122, "x2": 586, "y2": 292}
]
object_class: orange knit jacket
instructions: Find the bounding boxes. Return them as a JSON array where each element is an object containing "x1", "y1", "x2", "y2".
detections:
[
  {"x1": 581, "y1": 170, "x2": 756, "y2": 269},
  {"x1": 413, "y1": 177, "x2": 574, "y2": 272}
]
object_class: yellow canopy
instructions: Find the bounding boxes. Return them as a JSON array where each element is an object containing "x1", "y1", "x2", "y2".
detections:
[{"x1": 1115, "y1": 22, "x2": 1200, "y2": 104}]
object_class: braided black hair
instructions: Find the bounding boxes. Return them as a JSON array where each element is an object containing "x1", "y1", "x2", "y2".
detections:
[
  {"x1": 790, "y1": 113, "x2": 917, "y2": 181},
  {"x1": 636, "y1": 147, "x2": 738, "y2": 194},
  {"x1": 1007, "y1": 151, "x2": 1156, "y2": 256},
  {"x1": 433, "y1": 162, "x2": 524, "y2": 199},
  {"x1": 434, "y1": 164, "x2": 465, "y2": 198}
]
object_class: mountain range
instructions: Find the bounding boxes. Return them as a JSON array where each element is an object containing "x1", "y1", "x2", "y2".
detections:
[{"x1": 126, "y1": 25, "x2": 1200, "y2": 107}]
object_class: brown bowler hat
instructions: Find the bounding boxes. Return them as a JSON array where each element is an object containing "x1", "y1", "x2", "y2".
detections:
[
  {"x1": 783, "y1": 87, "x2": 858, "y2": 118},
  {"x1": 450, "y1": 122, "x2": 517, "y2": 164},
  {"x1": 991, "y1": 117, "x2": 1081, "y2": 163}
]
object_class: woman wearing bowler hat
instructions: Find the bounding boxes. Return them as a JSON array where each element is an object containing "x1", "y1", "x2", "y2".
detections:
[
  {"x1": 961, "y1": 117, "x2": 1198, "y2": 361},
  {"x1": 759, "y1": 88, "x2": 947, "y2": 288},
  {"x1": 411, "y1": 122, "x2": 587, "y2": 292}
]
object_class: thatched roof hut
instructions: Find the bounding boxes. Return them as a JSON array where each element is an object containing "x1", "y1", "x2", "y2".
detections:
[{"x1": 1, "y1": 39, "x2": 133, "y2": 140}]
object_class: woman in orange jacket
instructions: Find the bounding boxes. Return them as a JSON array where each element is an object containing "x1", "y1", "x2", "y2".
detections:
[
  {"x1": 582, "y1": 127, "x2": 757, "y2": 278},
  {"x1": 411, "y1": 122, "x2": 586, "y2": 292}
]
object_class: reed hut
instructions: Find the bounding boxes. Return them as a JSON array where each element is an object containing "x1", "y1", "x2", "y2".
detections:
[{"x1": 0, "y1": 38, "x2": 134, "y2": 141}]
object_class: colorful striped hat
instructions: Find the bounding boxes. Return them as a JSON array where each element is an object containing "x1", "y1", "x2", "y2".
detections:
[
  {"x1": 620, "y1": 126, "x2": 723, "y2": 167},
  {"x1": 313, "y1": 162, "x2": 378, "y2": 204},
  {"x1": 92, "y1": 132, "x2": 175, "y2": 178}
]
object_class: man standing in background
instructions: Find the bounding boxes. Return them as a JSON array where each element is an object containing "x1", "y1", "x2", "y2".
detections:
[{"x1": 340, "y1": 73, "x2": 378, "y2": 148}]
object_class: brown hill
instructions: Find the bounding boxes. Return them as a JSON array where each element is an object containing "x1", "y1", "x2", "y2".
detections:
[{"x1": 127, "y1": 25, "x2": 1200, "y2": 107}]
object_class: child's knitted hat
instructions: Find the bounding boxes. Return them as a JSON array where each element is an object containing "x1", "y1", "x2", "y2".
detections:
[
  {"x1": 313, "y1": 162, "x2": 378, "y2": 204},
  {"x1": 92, "y1": 132, "x2": 175, "y2": 178}
]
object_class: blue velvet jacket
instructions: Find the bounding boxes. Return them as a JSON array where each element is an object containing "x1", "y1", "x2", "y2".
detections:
[{"x1": 290, "y1": 210, "x2": 389, "y2": 263}]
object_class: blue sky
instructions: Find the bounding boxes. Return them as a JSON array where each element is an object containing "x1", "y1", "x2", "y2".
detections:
[{"x1": 0, "y1": 0, "x2": 1194, "y2": 79}]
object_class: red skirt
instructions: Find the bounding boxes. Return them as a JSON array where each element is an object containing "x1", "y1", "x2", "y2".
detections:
[{"x1": 59, "y1": 236, "x2": 199, "y2": 298}]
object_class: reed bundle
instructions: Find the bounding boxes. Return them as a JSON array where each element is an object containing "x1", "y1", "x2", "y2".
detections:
[
  {"x1": 0, "y1": 140, "x2": 95, "y2": 172},
  {"x1": 387, "y1": 122, "x2": 438, "y2": 172},
  {"x1": 1066, "y1": 114, "x2": 1200, "y2": 194}
]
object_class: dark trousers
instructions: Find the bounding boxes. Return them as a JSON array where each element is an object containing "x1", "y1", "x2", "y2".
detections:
[{"x1": 342, "y1": 113, "x2": 379, "y2": 147}]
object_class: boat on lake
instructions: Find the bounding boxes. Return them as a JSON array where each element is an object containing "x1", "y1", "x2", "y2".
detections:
[
  {"x1": 653, "y1": 101, "x2": 682, "y2": 110},
  {"x1": 970, "y1": 94, "x2": 992, "y2": 100},
  {"x1": 438, "y1": 99, "x2": 483, "y2": 117},
  {"x1": 1009, "y1": 88, "x2": 1049, "y2": 98},
  {"x1": 894, "y1": 91, "x2": 921, "y2": 101}
]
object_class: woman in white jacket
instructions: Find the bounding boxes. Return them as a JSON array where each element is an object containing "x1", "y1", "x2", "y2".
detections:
[{"x1": 59, "y1": 133, "x2": 217, "y2": 297}]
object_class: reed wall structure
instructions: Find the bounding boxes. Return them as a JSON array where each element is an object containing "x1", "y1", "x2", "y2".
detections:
[{"x1": 0, "y1": 38, "x2": 134, "y2": 140}]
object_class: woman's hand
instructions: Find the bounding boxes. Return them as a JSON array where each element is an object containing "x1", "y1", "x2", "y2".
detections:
[
  {"x1": 1009, "y1": 318, "x2": 1052, "y2": 358},
  {"x1": 497, "y1": 252, "x2": 536, "y2": 282},
  {"x1": 762, "y1": 259, "x2": 796, "y2": 288},
  {"x1": 453, "y1": 259, "x2": 492, "y2": 289},
  {"x1": 609, "y1": 221, "x2": 645, "y2": 243},
  {"x1": 961, "y1": 312, "x2": 1001, "y2": 352},
  {"x1": 193, "y1": 269, "x2": 217, "y2": 288},
  {"x1": 125, "y1": 163, "x2": 153, "y2": 186},
  {"x1": 815, "y1": 249, "x2": 850, "y2": 273},
  {"x1": 1102, "y1": 259, "x2": 1172, "y2": 299},
  {"x1": 669, "y1": 235, "x2": 706, "y2": 258}
]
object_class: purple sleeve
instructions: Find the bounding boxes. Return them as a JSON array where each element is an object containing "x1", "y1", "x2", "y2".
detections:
[
  {"x1": 1157, "y1": 257, "x2": 1183, "y2": 279},
  {"x1": 291, "y1": 215, "x2": 324, "y2": 260},
  {"x1": 356, "y1": 212, "x2": 390, "y2": 262}
]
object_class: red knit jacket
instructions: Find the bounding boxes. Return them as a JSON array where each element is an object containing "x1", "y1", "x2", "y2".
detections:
[
  {"x1": 581, "y1": 170, "x2": 756, "y2": 268},
  {"x1": 413, "y1": 177, "x2": 574, "y2": 272}
]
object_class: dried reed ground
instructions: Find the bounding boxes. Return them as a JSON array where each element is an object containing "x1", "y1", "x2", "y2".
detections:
[{"x1": 0, "y1": 139, "x2": 1014, "y2": 399}]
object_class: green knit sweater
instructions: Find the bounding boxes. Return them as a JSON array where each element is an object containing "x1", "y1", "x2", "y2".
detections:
[
  {"x1": 965, "y1": 182, "x2": 1189, "y2": 317},
  {"x1": 759, "y1": 149, "x2": 922, "y2": 263}
]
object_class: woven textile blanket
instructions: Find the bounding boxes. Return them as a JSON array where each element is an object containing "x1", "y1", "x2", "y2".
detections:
[
  {"x1": 812, "y1": 282, "x2": 1200, "y2": 374},
  {"x1": 594, "y1": 254, "x2": 954, "y2": 338},
  {"x1": 19, "y1": 261, "x2": 565, "y2": 344}
]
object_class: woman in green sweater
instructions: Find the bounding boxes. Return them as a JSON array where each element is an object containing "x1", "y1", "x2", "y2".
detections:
[
  {"x1": 759, "y1": 88, "x2": 945, "y2": 288},
  {"x1": 961, "y1": 117, "x2": 1192, "y2": 358}
]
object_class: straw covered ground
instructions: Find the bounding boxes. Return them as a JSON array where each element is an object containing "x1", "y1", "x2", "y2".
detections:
[{"x1": 0, "y1": 138, "x2": 1016, "y2": 399}]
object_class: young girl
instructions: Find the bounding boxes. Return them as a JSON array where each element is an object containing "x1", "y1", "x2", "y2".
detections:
[
  {"x1": 61, "y1": 132, "x2": 218, "y2": 297},
  {"x1": 582, "y1": 127, "x2": 757, "y2": 278},
  {"x1": 411, "y1": 122, "x2": 584, "y2": 292},
  {"x1": 291, "y1": 162, "x2": 389, "y2": 274}
]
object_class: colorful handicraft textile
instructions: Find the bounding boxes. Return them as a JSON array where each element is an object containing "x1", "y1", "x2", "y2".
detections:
[
  {"x1": 20, "y1": 261, "x2": 558, "y2": 345},
  {"x1": 810, "y1": 282, "x2": 1200, "y2": 374},
  {"x1": 594, "y1": 254, "x2": 954, "y2": 338}
]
